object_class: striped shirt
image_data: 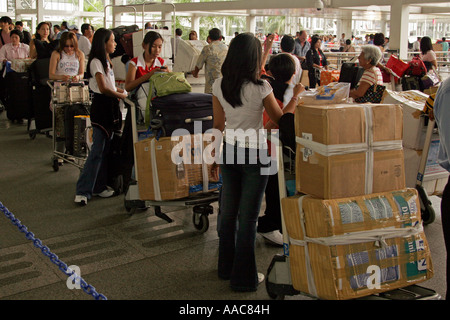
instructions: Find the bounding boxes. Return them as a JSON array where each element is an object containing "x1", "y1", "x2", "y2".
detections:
[{"x1": 359, "y1": 67, "x2": 383, "y2": 87}]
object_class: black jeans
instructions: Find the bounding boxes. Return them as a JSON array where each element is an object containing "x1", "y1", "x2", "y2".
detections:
[
  {"x1": 218, "y1": 143, "x2": 270, "y2": 291},
  {"x1": 442, "y1": 176, "x2": 450, "y2": 300}
]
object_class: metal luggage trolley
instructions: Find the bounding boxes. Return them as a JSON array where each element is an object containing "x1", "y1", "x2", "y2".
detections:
[
  {"x1": 123, "y1": 98, "x2": 219, "y2": 233},
  {"x1": 265, "y1": 139, "x2": 441, "y2": 301},
  {"x1": 415, "y1": 117, "x2": 439, "y2": 226},
  {"x1": 47, "y1": 80, "x2": 92, "y2": 172}
]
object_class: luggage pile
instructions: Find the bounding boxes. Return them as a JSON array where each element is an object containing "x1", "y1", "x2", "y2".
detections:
[
  {"x1": 280, "y1": 102, "x2": 434, "y2": 300},
  {"x1": 133, "y1": 72, "x2": 221, "y2": 201}
]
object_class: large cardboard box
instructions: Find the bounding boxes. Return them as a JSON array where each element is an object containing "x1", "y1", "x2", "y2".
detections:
[
  {"x1": 281, "y1": 189, "x2": 433, "y2": 300},
  {"x1": 382, "y1": 90, "x2": 429, "y2": 150},
  {"x1": 135, "y1": 134, "x2": 220, "y2": 201},
  {"x1": 295, "y1": 104, "x2": 405, "y2": 199}
]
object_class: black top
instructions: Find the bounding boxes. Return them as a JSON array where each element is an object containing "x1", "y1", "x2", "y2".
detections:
[{"x1": 305, "y1": 48, "x2": 328, "y2": 71}]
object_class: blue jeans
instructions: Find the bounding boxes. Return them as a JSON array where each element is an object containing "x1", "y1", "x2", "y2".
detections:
[
  {"x1": 76, "y1": 126, "x2": 112, "y2": 199},
  {"x1": 218, "y1": 143, "x2": 270, "y2": 291}
]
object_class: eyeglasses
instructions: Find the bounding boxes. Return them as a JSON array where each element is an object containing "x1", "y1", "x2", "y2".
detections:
[{"x1": 64, "y1": 45, "x2": 74, "y2": 48}]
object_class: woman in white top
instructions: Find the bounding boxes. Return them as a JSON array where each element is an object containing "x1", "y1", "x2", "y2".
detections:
[
  {"x1": 0, "y1": 29, "x2": 29, "y2": 66},
  {"x1": 211, "y1": 32, "x2": 283, "y2": 292},
  {"x1": 349, "y1": 45, "x2": 383, "y2": 101},
  {"x1": 74, "y1": 28, "x2": 127, "y2": 206},
  {"x1": 49, "y1": 31, "x2": 84, "y2": 82},
  {"x1": 420, "y1": 36, "x2": 438, "y2": 71}
]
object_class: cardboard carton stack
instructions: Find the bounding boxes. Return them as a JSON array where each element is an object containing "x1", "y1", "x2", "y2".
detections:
[
  {"x1": 281, "y1": 103, "x2": 433, "y2": 300},
  {"x1": 134, "y1": 134, "x2": 221, "y2": 201},
  {"x1": 382, "y1": 90, "x2": 449, "y2": 195}
]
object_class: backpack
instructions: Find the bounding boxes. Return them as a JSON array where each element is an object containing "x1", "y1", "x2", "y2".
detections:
[{"x1": 405, "y1": 57, "x2": 427, "y2": 77}]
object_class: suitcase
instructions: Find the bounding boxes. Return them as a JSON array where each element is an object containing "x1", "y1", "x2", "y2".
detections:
[
  {"x1": 150, "y1": 92, "x2": 213, "y2": 136},
  {"x1": 64, "y1": 104, "x2": 90, "y2": 155},
  {"x1": 339, "y1": 62, "x2": 364, "y2": 89},
  {"x1": 110, "y1": 25, "x2": 139, "y2": 59},
  {"x1": 29, "y1": 58, "x2": 52, "y2": 130},
  {"x1": 4, "y1": 71, "x2": 33, "y2": 121},
  {"x1": 402, "y1": 76, "x2": 423, "y2": 91}
]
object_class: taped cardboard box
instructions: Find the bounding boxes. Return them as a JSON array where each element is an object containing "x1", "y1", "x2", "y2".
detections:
[
  {"x1": 382, "y1": 90, "x2": 429, "y2": 150},
  {"x1": 295, "y1": 104, "x2": 405, "y2": 199},
  {"x1": 135, "y1": 134, "x2": 220, "y2": 201},
  {"x1": 281, "y1": 189, "x2": 433, "y2": 300}
]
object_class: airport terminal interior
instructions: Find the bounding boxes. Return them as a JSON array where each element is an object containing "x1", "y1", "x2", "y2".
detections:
[{"x1": 1, "y1": 0, "x2": 450, "y2": 303}]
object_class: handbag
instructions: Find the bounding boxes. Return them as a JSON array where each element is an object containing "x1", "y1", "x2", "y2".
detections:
[
  {"x1": 354, "y1": 84, "x2": 386, "y2": 104},
  {"x1": 148, "y1": 72, "x2": 192, "y2": 98}
]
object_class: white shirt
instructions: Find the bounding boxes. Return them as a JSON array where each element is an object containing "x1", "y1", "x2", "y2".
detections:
[
  {"x1": 212, "y1": 77, "x2": 272, "y2": 134},
  {"x1": 78, "y1": 35, "x2": 91, "y2": 58},
  {"x1": 89, "y1": 58, "x2": 116, "y2": 94},
  {"x1": 56, "y1": 51, "x2": 80, "y2": 76}
]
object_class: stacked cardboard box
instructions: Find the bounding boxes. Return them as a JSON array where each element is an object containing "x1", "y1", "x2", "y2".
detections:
[
  {"x1": 382, "y1": 90, "x2": 449, "y2": 195},
  {"x1": 285, "y1": 102, "x2": 433, "y2": 299},
  {"x1": 135, "y1": 134, "x2": 220, "y2": 201},
  {"x1": 281, "y1": 189, "x2": 433, "y2": 300},
  {"x1": 295, "y1": 103, "x2": 405, "y2": 199}
]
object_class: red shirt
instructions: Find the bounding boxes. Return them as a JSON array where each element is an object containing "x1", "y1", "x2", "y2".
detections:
[{"x1": 129, "y1": 54, "x2": 164, "y2": 80}]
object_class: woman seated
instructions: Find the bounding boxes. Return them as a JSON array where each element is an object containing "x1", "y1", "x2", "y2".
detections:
[
  {"x1": 349, "y1": 45, "x2": 383, "y2": 101},
  {"x1": 0, "y1": 29, "x2": 29, "y2": 67},
  {"x1": 49, "y1": 31, "x2": 85, "y2": 82},
  {"x1": 420, "y1": 36, "x2": 438, "y2": 71},
  {"x1": 125, "y1": 31, "x2": 169, "y2": 117},
  {"x1": 30, "y1": 22, "x2": 59, "y2": 59}
]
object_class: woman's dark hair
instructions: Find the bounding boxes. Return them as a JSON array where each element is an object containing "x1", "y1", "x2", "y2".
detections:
[
  {"x1": 35, "y1": 22, "x2": 50, "y2": 40},
  {"x1": 373, "y1": 33, "x2": 385, "y2": 47},
  {"x1": 280, "y1": 35, "x2": 295, "y2": 53},
  {"x1": 87, "y1": 28, "x2": 113, "y2": 78},
  {"x1": 143, "y1": 31, "x2": 163, "y2": 55},
  {"x1": 10, "y1": 29, "x2": 23, "y2": 42},
  {"x1": 346, "y1": 39, "x2": 351, "y2": 45},
  {"x1": 310, "y1": 36, "x2": 321, "y2": 50},
  {"x1": 268, "y1": 53, "x2": 296, "y2": 83},
  {"x1": 57, "y1": 31, "x2": 79, "y2": 53},
  {"x1": 221, "y1": 32, "x2": 263, "y2": 108},
  {"x1": 420, "y1": 36, "x2": 433, "y2": 55}
]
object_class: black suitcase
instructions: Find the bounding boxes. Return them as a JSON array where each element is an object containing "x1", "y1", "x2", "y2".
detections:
[
  {"x1": 29, "y1": 58, "x2": 52, "y2": 131},
  {"x1": 4, "y1": 71, "x2": 33, "y2": 121},
  {"x1": 150, "y1": 92, "x2": 213, "y2": 136},
  {"x1": 402, "y1": 76, "x2": 423, "y2": 92},
  {"x1": 64, "y1": 104, "x2": 90, "y2": 155},
  {"x1": 339, "y1": 62, "x2": 364, "y2": 89}
]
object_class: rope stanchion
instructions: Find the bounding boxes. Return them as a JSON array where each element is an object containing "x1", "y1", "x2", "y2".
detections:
[{"x1": 0, "y1": 201, "x2": 108, "y2": 300}]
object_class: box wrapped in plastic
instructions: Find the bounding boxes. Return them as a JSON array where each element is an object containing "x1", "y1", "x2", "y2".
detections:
[{"x1": 281, "y1": 188, "x2": 434, "y2": 300}]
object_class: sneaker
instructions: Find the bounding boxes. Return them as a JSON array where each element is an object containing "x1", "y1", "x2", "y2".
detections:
[
  {"x1": 93, "y1": 187, "x2": 115, "y2": 198},
  {"x1": 74, "y1": 195, "x2": 87, "y2": 206},
  {"x1": 258, "y1": 273, "x2": 265, "y2": 284},
  {"x1": 259, "y1": 230, "x2": 284, "y2": 247}
]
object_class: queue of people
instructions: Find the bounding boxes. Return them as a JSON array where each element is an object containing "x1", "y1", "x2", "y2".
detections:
[{"x1": 1, "y1": 14, "x2": 449, "y2": 299}]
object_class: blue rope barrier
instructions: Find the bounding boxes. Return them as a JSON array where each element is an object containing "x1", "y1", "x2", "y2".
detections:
[{"x1": 0, "y1": 201, "x2": 107, "y2": 300}]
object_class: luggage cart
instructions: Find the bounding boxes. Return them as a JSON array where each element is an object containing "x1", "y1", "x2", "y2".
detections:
[
  {"x1": 122, "y1": 97, "x2": 219, "y2": 233},
  {"x1": 47, "y1": 80, "x2": 91, "y2": 172},
  {"x1": 415, "y1": 117, "x2": 438, "y2": 225},
  {"x1": 265, "y1": 140, "x2": 441, "y2": 300}
]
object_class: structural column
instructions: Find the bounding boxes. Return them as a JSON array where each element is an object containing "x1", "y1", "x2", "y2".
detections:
[
  {"x1": 246, "y1": 10, "x2": 256, "y2": 34},
  {"x1": 389, "y1": 2, "x2": 410, "y2": 59}
]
